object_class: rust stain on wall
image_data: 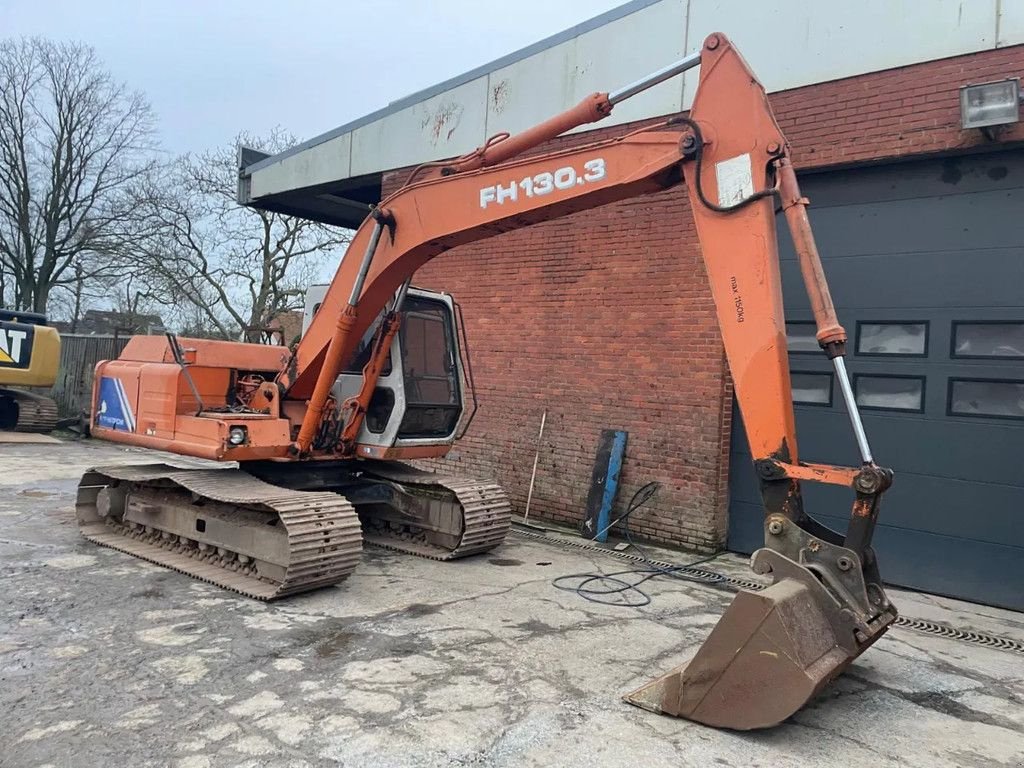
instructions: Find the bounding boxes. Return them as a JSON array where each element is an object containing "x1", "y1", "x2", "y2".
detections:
[
  {"x1": 420, "y1": 101, "x2": 465, "y2": 146},
  {"x1": 491, "y1": 79, "x2": 509, "y2": 114}
]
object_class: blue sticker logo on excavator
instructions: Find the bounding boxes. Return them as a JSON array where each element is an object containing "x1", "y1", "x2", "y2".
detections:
[{"x1": 96, "y1": 376, "x2": 136, "y2": 432}]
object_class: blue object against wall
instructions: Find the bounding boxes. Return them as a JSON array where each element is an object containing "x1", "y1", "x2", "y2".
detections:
[{"x1": 582, "y1": 429, "x2": 628, "y2": 543}]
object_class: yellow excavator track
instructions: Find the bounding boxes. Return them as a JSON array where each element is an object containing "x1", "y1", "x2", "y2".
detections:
[{"x1": 0, "y1": 388, "x2": 59, "y2": 433}]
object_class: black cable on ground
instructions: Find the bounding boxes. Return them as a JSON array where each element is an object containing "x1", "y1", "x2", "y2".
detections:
[{"x1": 552, "y1": 481, "x2": 726, "y2": 607}]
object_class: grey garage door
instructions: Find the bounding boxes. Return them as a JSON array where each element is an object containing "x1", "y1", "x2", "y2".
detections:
[{"x1": 727, "y1": 149, "x2": 1024, "y2": 611}]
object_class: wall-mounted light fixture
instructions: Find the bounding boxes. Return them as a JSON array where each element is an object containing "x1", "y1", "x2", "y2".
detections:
[{"x1": 960, "y1": 78, "x2": 1021, "y2": 132}]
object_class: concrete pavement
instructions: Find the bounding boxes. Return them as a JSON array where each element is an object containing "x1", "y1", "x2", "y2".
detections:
[{"x1": 1, "y1": 440, "x2": 1022, "y2": 767}]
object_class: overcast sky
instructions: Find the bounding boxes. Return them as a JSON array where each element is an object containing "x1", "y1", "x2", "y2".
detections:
[{"x1": 2, "y1": 0, "x2": 626, "y2": 155}]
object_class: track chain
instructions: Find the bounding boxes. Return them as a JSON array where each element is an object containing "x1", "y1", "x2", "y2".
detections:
[
  {"x1": 358, "y1": 461, "x2": 512, "y2": 560},
  {"x1": 1, "y1": 388, "x2": 59, "y2": 433},
  {"x1": 77, "y1": 463, "x2": 362, "y2": 600}
]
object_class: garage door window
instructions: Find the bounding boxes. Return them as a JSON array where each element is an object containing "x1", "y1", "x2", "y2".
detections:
[
  {"x1": 854, "y1": 374, "x2": 925, "y2": 412},
  {"x1": 786, "y1": 323, "x2": 820, "y2": 353},
  {"x1": 791, "y1": 372, "x2": 832, "y2": 405},
  {"x1": 952, "y1": 322, "x2": 1024, "y2": 359},
  {"x1": 948, "y1": 378, "x2": 1024, "y2": 420},
  {"x1": 856, "y1": 322, "x2": 928, "y2": 357}
]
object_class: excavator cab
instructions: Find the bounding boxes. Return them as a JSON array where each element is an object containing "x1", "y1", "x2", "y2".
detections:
[{"x1": 302, "y1": 285, "x2": 467, "y2": 448}]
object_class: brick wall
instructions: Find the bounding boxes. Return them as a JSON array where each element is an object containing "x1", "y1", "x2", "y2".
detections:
[{"x1": 382, "y1": 44, "x2": 1024, "y2": 552}]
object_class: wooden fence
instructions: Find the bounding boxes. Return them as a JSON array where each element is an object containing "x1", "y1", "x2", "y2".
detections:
[{"x1": 49, "y1": 334, "x2": 130, "y2": 417}]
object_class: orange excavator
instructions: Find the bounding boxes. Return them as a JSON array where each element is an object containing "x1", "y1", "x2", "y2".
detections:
[{"x1": 77, "y1": 33, "x2": 897, "y2": 729}]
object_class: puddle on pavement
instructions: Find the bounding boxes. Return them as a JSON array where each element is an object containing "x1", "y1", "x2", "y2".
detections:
[
  {"x1": 515, "y1": 618, "x2": 556, "y2": 634},
  {"x1": 130, "y1": 586, "x2": 166, "y2": 599},
  {"x1": 488, "y1": 558, "x2": 523, "y2": 567},
  {"x1": 403, "y1": 603, "x2": 441, "y2": 618},
  {"x1": 314, "y1": 631, "x2": 360, "y2": 658},
  {"x1": 293, "y1": 623, "x2": 435, "y2": 661}
]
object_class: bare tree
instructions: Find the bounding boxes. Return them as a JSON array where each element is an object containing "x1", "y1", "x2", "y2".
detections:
[
  {"x1": 132, "y1": 129, "x2": 350, "y2": 341},
  {"x1": 0, "y1": 37, "x2": 158, "y2": 316}
]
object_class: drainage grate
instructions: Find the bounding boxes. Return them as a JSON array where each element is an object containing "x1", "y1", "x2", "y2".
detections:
[
  {"x1": 513, "y1": 526, "x2": 1024, "y2": 656},
  {"x1": 892, "y1": 616, "x2": 1024, "y2": 654}
]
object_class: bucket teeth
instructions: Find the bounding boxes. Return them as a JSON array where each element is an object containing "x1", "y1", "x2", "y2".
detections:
[{"x1": 625, "y1": 564, "x2": 896, "y2": 729}]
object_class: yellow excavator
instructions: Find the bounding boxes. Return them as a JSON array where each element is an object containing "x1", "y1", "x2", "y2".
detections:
[{"x1": 0, "y1": 309, "x2": 61, "y2": 433}]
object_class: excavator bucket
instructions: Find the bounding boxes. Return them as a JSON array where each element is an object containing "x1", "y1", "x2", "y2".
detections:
[{"x1": 625, "y1": 547, "x2": 895, "y2": 730}]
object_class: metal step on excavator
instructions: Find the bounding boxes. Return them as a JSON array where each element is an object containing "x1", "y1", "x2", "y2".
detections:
[{"x1": 79, "y1": 32, "x2": 897, "y2": 729}]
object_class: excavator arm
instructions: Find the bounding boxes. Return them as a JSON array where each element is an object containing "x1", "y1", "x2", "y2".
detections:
[{"x1": 621, "y1": 34, "x2": 897, "y2": 730}]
